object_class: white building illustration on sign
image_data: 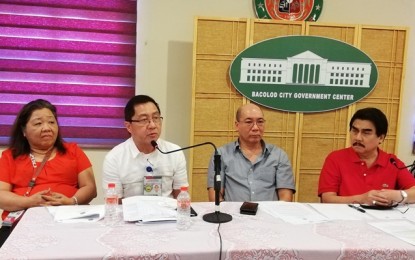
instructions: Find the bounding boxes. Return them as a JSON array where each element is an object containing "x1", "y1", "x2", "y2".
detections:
[{"x1": 240, "y1": 51, "x2": 372, "y2": 88}]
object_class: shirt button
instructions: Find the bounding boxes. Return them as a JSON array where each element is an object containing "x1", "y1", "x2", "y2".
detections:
[
  {"x1": 361, "y1": 162, "x2": 365, "y2": 166},
  {"x1": 363, "y1": 173, "x2": 366, "y2": 176}
]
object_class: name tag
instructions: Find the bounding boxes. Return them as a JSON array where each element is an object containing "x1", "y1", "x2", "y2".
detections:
[
  {"x1": 3, "y1": 210, "x2": 25, "y2": 227},
  {"x1": 143, "y1": 176, "x2": 162, "y2": 196}
]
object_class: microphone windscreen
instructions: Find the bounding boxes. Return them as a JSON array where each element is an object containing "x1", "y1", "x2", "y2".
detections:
[
  {"x1": 390, "y1": 157, "x2": 397, "y2": 166},
  {"x1": 151, "y1": 140, "x2": 158, "y2": 148}
]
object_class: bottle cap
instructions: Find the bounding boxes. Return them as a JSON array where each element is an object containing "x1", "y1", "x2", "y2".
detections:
[{"x1": 108, "y1": 183, "x2": 115, "y2": 188}]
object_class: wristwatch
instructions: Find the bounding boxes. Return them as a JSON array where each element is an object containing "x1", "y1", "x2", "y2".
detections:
[{"x1": 399, "y1": 190, "x2": 408, "y2": 204}]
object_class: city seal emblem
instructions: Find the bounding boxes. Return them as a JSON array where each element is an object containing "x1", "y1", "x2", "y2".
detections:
[{"x1": 253, "y1": 0, "x2": 323, "y2": 21}]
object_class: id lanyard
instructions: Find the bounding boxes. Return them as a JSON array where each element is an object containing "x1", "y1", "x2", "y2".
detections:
[
  {"x1": 145, "y1": 159, "x2": 154, "y2": 174},
  {"x1": 143, "y1": 159, "x2": 162, "y2": 196},
  {"x1": 24, "y1": 150, "x2": 52, "y2": 197}
]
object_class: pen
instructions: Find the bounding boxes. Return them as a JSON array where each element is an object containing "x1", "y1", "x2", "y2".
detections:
[{"x1": 348, "y1": 204, "x2": 366, "y2": 213}]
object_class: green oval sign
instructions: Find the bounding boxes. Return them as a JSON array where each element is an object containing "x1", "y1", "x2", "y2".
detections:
[{"x1": 229, "y1": 36, "x2": 378, "y2": 113}]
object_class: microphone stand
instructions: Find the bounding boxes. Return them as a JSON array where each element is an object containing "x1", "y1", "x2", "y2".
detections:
[
  {"x1": 390, "y1": 158, "x2": 415, "y2": 178},
  {"x1": 410, "y1": 161, "x2": 415, "y2": 178},
  {"x1": 203, "y1": 152, "x2": 233, "y2": 223},
  {"x1": 151, "y1": 141, "x2": 232, "y2": 224}
]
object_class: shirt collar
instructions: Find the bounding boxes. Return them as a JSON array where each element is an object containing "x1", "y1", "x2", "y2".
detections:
[
  {"x1": 348, "y1": 146, "x2": 388, "y2": 167},
  {"x1": 127, "y1": 137, "x2": 158, "y2": 158},
  {"x1": 127, "y1": 137, "x2": 140, "y2": 158},
  {"x1": 376, "y1": 148, "x2": 389, "y2": 167},
  {"x1": 234, "y1": 139, "x2": 269, "y2": 156}
]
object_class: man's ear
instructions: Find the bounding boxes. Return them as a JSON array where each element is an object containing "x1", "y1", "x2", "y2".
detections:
[
  {"x1": 124, "y1": 121, "x2": 132, "y2": 134},
  {"x1": 379, "y1": 134, "x2": 386, "y2": 144}
]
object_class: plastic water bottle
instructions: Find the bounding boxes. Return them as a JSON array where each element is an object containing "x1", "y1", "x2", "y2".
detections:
[
  {"x1": 105, "y1": 183, "x2": 119, "y2": 226},
  {"x1": 176, "y1": 186, "x2": 191, "y2": 230}
]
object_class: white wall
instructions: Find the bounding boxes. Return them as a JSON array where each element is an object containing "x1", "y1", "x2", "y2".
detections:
[{"x1": 1, "y1": 0, "x2": 415, "y2": 205}]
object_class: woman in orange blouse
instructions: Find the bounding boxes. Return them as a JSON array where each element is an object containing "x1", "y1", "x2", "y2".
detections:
[{"x1": 0, "y1": 99, "x2": 97, "y2": 220}]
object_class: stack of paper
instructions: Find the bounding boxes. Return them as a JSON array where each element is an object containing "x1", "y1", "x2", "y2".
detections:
[
  {"x1": 260, "y1": 201, "x2": 329, "y2": 224},
  {"x1": 51, "y1": 205, "x2": 105, "y2": 223},
  {"x1": 122, "y1": 196, "x2": 177, "y2": 223}
]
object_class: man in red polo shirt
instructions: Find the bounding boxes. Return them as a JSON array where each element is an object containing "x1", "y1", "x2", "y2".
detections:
[{"x1": 318, "y1": 107, "x2": 415, "y2": 206}]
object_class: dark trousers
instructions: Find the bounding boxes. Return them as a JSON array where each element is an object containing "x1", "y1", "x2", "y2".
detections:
[{"x1": 0, "y1": 226, "x2": 12, "y2": 248}]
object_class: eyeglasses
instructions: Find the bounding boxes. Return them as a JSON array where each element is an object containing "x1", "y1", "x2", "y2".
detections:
[
  {"x1": 239, "y1": 119, "x2": 266, "y2": 128},
  {"x1": 393, "y1": 203, "x2": 409, "y2": 214},
  {"x1": 129, "y1": 116, "x2": 163, "y2": 126},
  {"x1": 358, "y1": 201, "x2": 410, "y2": 214}
]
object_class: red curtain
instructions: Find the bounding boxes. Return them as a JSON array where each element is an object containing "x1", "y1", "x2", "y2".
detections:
[{"x1": 0, "y1": 0, "x2": 136, "y2": 148}]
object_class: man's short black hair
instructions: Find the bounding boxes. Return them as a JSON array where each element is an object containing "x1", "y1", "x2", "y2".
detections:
[
  {"x1": 349, "y1": 107, "x2": 388, "y2": 137},
  {"x1": 124, "y1": 95, "x2": 161, "y2": 121}
]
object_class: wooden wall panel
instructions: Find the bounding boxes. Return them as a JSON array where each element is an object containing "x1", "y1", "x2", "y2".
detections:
[
  {"x1": 261, "y1": 108, "x2": 297, "y2": 155},
  {"x1": 190, "y1": 18, "x2": 248, "y2": 201},
  {"x1": 306, "y1": 24, "x2": 356, "y2": 44},
  {"x1": 196, "y1": 19, "x2": 247, "y2": 55},
  {"x1": 190, "y1": 17, "x2": 408, "y2": 203},
  {"x1": 252, "y1": 20, "x2": 303, "y2": 42},
  {"x1": 195, "y1": 60, "x2": 233, "y2": 93},
  {"x1": 297, "y1": 174, "x2": 321, "y2": 202},
  {"x1": 249, "y1": 20, "x2": 303, "y2": 199},
  {"x1": 356, "y1": 26, "x2": 408, "y2": 160},
  {"x1": 297, "y1": 23, "x2": 359, "y2": 202}
]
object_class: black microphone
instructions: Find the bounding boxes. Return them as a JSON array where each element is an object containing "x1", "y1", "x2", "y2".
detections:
[
  {"x1": 390, "y1": 158, "x2": 415, "y2": 177},
  {"x1": 151, "y1": 140, "x2": 232, "y2": 224},
  {"x1": 409, "y1": 161, "x2": 415, "y2": 177},
  {"x1": 390, "y1": 158, "x2": 404, "y2": 169}
]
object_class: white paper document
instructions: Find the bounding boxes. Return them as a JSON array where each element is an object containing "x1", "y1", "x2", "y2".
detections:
[
  {"x1": 51, "y1": 205, "x2": 105, "y2": 223},
  {"x1": 122, "y1": 196, "x2": 177, "y2": 223},
  {"x1": 308, "y1": 203, "x2": 374, "y2": 221},
  {"x1": 370, "y1": 220, "x2": 415, "y2": 246},
  {"x1": 259, "y1": 201, "x2": 328, "y2": 224}
]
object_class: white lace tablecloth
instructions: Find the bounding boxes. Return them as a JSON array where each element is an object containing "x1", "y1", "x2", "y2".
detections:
[{"x1": 1, "y1": 202, "x2": 415, "y2": 260}]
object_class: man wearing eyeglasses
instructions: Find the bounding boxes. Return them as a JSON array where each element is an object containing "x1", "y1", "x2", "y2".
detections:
[
  {"x1": 102, "y1": 95, "x2": 188, "y2": 199},
  {"x1": 318, "y1": 107, "x2": 415, "y2": 207},
  {"x1": 207, "y1": 103, "x2": 295, "y2": 202}
]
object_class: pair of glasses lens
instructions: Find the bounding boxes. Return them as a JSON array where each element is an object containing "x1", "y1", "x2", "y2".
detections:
[
  {"x1": 359, "y1": 202, "x2": 409, "y2": 214},
  {"x1": 394, "y1": 204, "x2": 409, "y2": 214},
  {"x1": 130, "y1": 116, "x2": 163, "y2": 126},
  {"x1": 241, "y1": 119, "x2": 266, "y2": 127}
]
